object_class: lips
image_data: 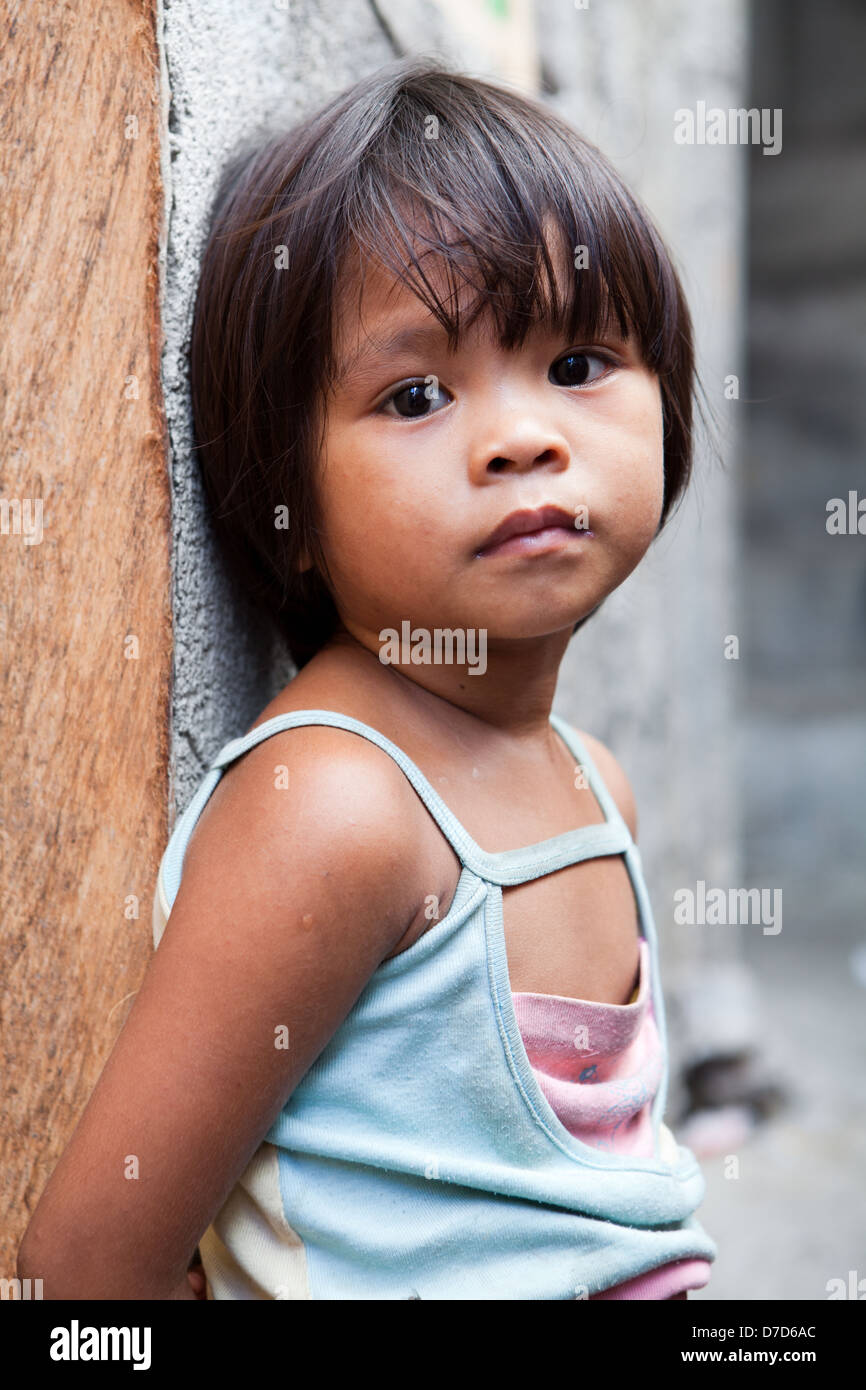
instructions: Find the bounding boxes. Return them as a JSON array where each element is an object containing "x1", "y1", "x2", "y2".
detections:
[{"x1": 477, "y1": 504, "x2": 586, "y2": 555}]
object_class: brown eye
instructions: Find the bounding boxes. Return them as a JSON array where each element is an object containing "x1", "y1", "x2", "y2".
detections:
[
  {"x1": 381, "y1": 379, "x2": 452, "y2": 419},
  {"x1": 550, "y1": 352, "x2": 609, "y2": 387}
]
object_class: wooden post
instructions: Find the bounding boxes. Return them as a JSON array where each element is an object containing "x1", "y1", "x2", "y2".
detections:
[{"x1": 0, "y1": 3, "x2": 172, "y2": 1273}]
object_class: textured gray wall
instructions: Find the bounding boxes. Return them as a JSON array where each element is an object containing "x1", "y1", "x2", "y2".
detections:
[
  {"x1": 158, "y1": 0, "x2": 403, "y2": 819},
  {"x1": 158, "y1": 0, "x2": 749, "y2": 1101}
]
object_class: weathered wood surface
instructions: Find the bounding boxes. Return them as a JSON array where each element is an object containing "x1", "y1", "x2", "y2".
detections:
[{"x1": 0, "y1": 2, "x2": 171, "y2": 1271}]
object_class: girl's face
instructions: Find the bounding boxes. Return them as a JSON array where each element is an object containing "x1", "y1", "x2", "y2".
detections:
[{"x1": 309, "y1": 239, "x2": 664, "y2": 654}]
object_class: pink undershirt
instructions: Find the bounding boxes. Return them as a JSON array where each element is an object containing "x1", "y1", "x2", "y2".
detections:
[{"x1": 511, "y1": 937, "x2": 711, "y2": 1300}]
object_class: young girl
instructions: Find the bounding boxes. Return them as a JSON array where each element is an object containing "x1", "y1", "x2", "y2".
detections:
[{"x1": 19, "y1": 56, "x2": 718, "y2": 1300}]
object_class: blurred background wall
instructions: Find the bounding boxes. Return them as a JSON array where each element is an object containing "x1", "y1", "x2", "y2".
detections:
[{"x1": 693, "y1": 0, "x2": 866, "y2": 1299}]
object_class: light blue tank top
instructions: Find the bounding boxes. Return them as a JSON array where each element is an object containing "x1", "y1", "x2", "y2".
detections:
[{"x1": 153, "y1": 708, "x2": 717, "y2": 1300}]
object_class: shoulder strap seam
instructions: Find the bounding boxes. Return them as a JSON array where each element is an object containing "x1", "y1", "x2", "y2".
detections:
[
  {"x1": 209, "y1": 710, "x2": 403, "y2": 769},
  {"x1": 208, "y1": 709, "x2": 475, "y2": 863},
  {"x1": 549, "y1": 713, "x2": 631, "y2": 839}
]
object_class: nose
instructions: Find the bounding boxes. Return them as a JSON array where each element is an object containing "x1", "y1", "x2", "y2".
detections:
[{"x1": 470, "y1": 416, "x2": 571, "y2": 480}]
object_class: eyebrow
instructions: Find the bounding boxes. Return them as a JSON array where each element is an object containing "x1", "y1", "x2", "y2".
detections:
[
  {"x1": 334, "y1": 321, "x2": 453, "y2": 388},
  {"x1": 333, "y1": 306, "x2": 630, "y2": 390}
]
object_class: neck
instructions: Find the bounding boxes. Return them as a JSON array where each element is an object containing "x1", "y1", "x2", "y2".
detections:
[{"x1": 323, "y1": 620, "x2": 573, "y2": 746}]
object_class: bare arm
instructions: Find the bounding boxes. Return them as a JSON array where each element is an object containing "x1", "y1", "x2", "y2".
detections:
[{"x1": 17, "y1": 727, "x2": 425, "y2": 1299}]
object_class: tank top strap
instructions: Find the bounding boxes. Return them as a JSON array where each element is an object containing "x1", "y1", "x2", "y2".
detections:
[
  {"x1": 158, "y1": 709, "x2": 472, "y2": 917},
  {"x1": 547, "y1": 711, "x2": 633, "y2": 835},
  {"x1": 159, "y1": 709, "x2": 638, "y2": 916},
  {"x1": 208, "y1": 707, "x2": 479, "y2": 862},
  {"x1": 214, "y1": 707, "x2": 636, "y2": 881}
]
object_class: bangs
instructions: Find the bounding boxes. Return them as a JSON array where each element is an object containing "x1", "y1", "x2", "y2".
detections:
[{"x1": 324, "y1": 75, "x2": 684, "y2": 386}]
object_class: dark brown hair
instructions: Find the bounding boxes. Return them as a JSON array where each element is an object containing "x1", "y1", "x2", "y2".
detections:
[{"x1": 189, "y1": 55, "x2": 696, "y2": 670}]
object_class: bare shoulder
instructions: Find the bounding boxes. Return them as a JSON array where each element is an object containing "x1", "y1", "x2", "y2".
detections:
[
  {"x1": 186, "y1": 720, "x2": 430, "y2": 948},
  {"x1": 573, "y1": 729, "x2": 639, "y2": 841}
]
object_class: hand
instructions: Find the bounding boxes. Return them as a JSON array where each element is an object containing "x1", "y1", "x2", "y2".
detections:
[{"x1": 187, "y1": 1249, "x2": 207, "y2": 1300}]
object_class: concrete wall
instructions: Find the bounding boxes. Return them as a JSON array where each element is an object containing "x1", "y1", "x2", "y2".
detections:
[
  {"x1": 687, "y1": 0, "x2": 866, "y2": 1296},
  {"x1": 743, "y1": 0, "x2": 866, "y2": 935}
]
